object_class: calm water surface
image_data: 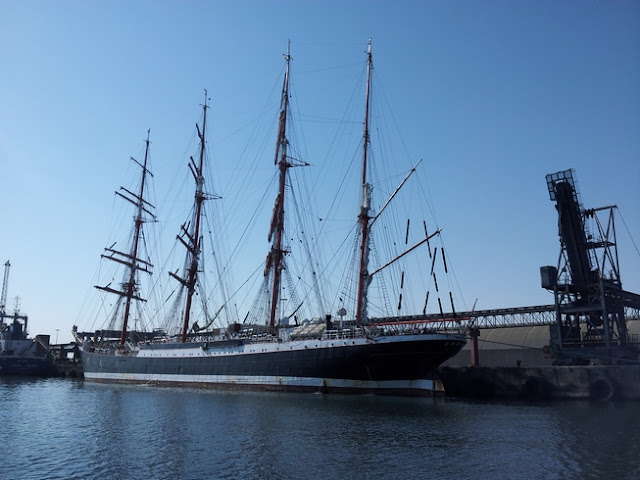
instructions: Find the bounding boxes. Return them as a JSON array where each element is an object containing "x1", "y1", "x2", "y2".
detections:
[{"x1": 1, "y1": 377, "x2": 639, "y2": 480}]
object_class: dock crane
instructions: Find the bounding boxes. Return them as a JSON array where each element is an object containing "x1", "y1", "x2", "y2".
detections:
[
  {"x1": 0, "y1": 260, "x2": 29, "y2": 335},
  {"x1": 542, "y1": 169, "x2": 640, "y2": 365},
  {"x1": 0, "y1": 260, "x2": 9, "y2": 319}
]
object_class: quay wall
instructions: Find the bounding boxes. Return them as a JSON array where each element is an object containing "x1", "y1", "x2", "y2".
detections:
[{"x1": 438, "y1": 320, "x2": 640, "y2": 401}]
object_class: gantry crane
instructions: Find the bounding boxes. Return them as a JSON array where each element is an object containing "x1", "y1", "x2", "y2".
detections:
[{"x1": 542, "y1": 169, "x2": 640, "y2": 364}]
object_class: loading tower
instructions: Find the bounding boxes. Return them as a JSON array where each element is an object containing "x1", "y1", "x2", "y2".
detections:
[{"x1": 542, "y1": 169, "x2": 640, "y2": 364}]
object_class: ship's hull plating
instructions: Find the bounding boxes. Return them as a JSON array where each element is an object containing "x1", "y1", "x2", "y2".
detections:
[
  {"x1": 82, "y1": 333, "x2": 466, "y2": 396},
  {"x1": 0, "y1": 356, "x2": 56, "y2": 376}
]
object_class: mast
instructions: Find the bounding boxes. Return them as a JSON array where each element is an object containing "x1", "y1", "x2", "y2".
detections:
[
  {"x1": 355, "y1": 38, "x2": 373, "y2": 326},
  {"x1": 172, "y1": 91, "x2": 209, "y2": 342},
  {"x1": 267, "y1": 41, "x2": 292, "y2": 329},
  {"x1": 120, "y1": 130, "x2": 152, "y2": 344},
  {"x1": 96, "y1": 130, "x2": 155, "y2": 345}
]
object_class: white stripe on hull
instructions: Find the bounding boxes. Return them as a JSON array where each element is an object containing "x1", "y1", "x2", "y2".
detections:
[{"x1": 83, "y1": 372, "x2": 444, "y2": 396}]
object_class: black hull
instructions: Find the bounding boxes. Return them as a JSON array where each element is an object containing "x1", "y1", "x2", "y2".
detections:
[
  {"x1": 82, "y1": 334, "x2": 466, "y2": 396},
  {"x1": 0, "y1": 357, "x2": 57, "y2": 377}
]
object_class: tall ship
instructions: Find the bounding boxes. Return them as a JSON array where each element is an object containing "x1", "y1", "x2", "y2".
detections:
[
  {"x1": 1, "y1": 261, "x2": 56, "y2": 376},
  {"x1": 78, "y1": 41, "x2": 466, "y2": 396}
]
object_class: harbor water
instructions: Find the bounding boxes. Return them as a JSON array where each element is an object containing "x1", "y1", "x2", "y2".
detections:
[{"x1": 2, "y1": 377, "x2": 639, "y2": 480}]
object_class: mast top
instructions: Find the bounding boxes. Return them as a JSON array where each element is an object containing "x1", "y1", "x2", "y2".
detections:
[{"x1": 201, "y1": 89, "x2": 210, "y2": 111}]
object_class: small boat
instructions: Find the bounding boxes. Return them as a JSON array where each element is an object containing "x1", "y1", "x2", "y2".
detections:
[{"x1": 78, "y1": 41, "x2": 466, "y2": 396}]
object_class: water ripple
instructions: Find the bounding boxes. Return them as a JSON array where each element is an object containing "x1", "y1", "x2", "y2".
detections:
[{"x1": 1, "y1": 379, "x2": 639, "y2": 480}]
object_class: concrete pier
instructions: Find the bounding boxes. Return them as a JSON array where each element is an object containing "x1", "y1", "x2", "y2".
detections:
[
  {"x1": 437, "y1": 320, "x2": 640, "y2": 401},
  {"x1": 439, "y1": 365, "x2": 640, "y2": 401},
  {"x1": 48, "y1": 343, "x2": 83, "y2": 378}
]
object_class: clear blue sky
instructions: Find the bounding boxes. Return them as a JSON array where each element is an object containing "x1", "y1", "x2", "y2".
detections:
[{"x1": 1, "y1": 0, "x2": 639, "y2": 343}]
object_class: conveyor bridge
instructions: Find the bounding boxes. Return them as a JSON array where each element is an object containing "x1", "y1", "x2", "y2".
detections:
[{"x1": 373, "y1": 303, "x2": 640, "y2": 332}]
